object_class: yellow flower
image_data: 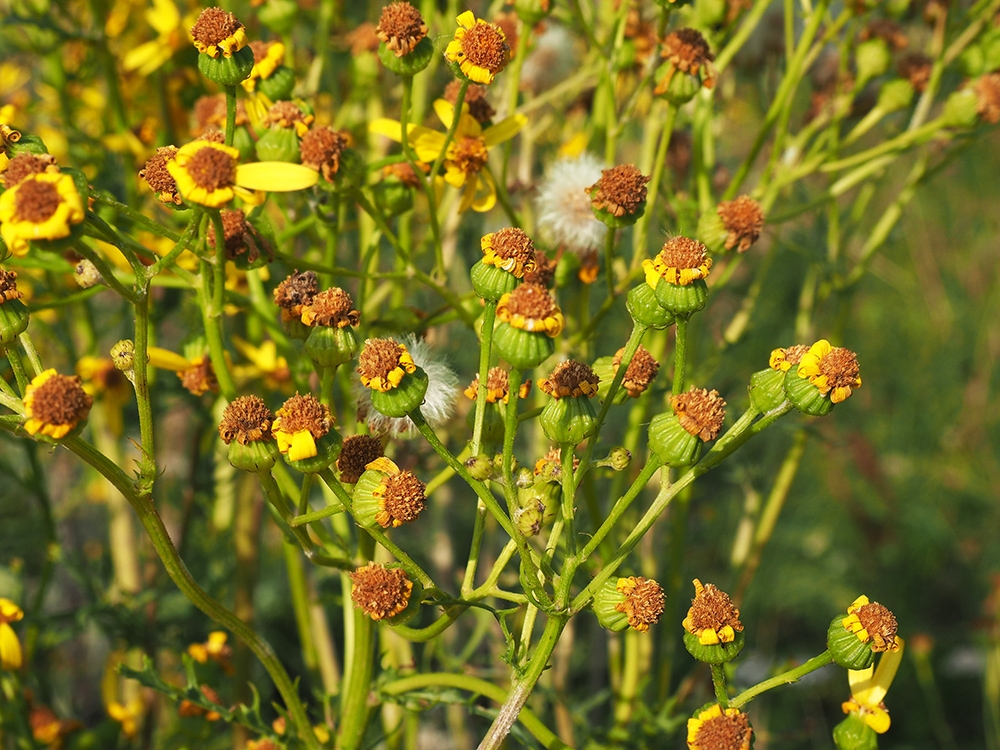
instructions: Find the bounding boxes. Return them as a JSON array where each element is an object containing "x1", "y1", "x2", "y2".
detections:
[
  {"x1": 687, "y1": 704, "x2": 752, "y2": 750},
  {"x1": 232, "y1": 337, "x2": 292, "y2": 392},
  {"x1": 370, "y1": 99, "x2": 525, "y2": 212},
  {"x1": 0, "y1": 173, "x2": 85, "y2": 257},
  {"x1": 23, "y1": 369, "x2": 94, "y2": 440},
  {"x1": 242, "y1": 40, "x2": 285, "y2": 92},
  {"x1": 357, "y1": 338, "x2": 417, "y2": 393},
  {"x1": 272, "y1": 393, "x2": 333, "y2": 462},
  {"x1": 842, "y1": 638, "x2": 904, "y2": 734},
  {"x1": 0, "y1": 598, "x2": 24, "y2": 670},
  {"x1": 444, "y1": 10, "x2": 511, "y2": 85},
  {"x1": 121, "y1": 0, "x2": 198, "y2": 76},
  {"x1": 188, "y1": 631, "x2": 234, "y2": 672},
  {"x1": 107, "y1": 698, "x2": 144, "y2": 739},
  {"x1": 796, "y1": 339, "x2": 862, "y2": 404},
  {"x1": 165, "y1": 141, "x2": 319, "y2": 209}
]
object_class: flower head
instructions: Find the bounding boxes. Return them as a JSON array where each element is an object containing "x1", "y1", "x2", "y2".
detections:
[
  {"x1": 370, "y1": 99, "x2": 525, "y2": 212},
  {"x1": 0, "y1": 173, "x2": 84, "y2": 257},
  {"x1": 218, "y1": 395, "x2": 274, "y2": 446},
  {"x1": 178, "y1": 356, "x2": 218, "y2": 396},
  {"x1": 496, "y1": 283, "x2": 565, "y2": 337},
  {"x1": 166, "y1": 141, "x2": 254, "y2": 208},
  {"x1": 23, "y1": 369, "x2": 93, "y2": 439},
  {"x1": 0, "y1": 598, "x2": 24, "y2": 670},
  {"x1": 841, "y1": 595, "x2": 900, "y2": 654},
  {"x1": 272, "y1": 393, "x2": 333, "y2": 462},
  {"x1": 974, "y1": 72, "x2": 1000, "y2": 125},
  {"x1": 539, "y1": 360, "x2": 599, "y2": 399},
  {"x1": 716, "y1": 196, "x2": 764, "y2": 253},
  {"x1": 357, "y1": 338, "x2": 417, "y2": 393},
  {"x1": 190, "y1": 7, "x2": 248, "y2": 58},
  {"x1": 769, "y1": 344, "x2": 810, "y2": 372},
  {"x1": 535, "y1": 153, "x2": 607, "y2": 253},
  {"x1": 796, "y1": 339, "x2": 862, "y2": 404},
  {"x1": 615, "y1": 576, "x2": 666, "y2": 632},
  {"x1": 614, "y1": 345, "x2": 660, "y2": 398},
  {"x1": 243, "y1": 40, "x2": 285, "y2": 91},
  {"x1": 682, "y1": 579, "x2": 743, "y2": 646},
  {"x1": 273, "y1": 270, "x2": 318, "y2": 322},
  {"x1": 687, "y1": 704, "x2": 752, "y2": 750},
  {"x1": 644, "y1": 236, "x2": 713, "y2": 288},
  {"x1": 187, "y1": 631, "x2": 234, "y2": 673},
  {"x1": 376, "y1": 2, "x2": 428, "y2": 57},
  {"x1": 337, "y1": 434, "x2": 385, "y2": 484},
  {"x1": 300, "y1": 127, "x2": 350, "y2": 182},
  {"x1": 656, "y1": 28, "x2": 715, "y2": 97},
  {"x1": 444, "y1": 11, "x2": 511, "y2": 85},
  {"x1": 480, "y1": 228, "x2": 537, "y2": 279},
  {"x1": 358, "y1": 456, "x2": 427, "y2": 528},
  {"x1": 2, "y1": 153, "x2": 59, "y2": 189},
  {"x1": 464, "y1": 366, "x2": 529, "y2": 404},
  {"x1": 264, "y1": 101, "x2": 314, "y2": 137},
  {"x1": 139, "y1": 146, "x2": 182, "y2": 205},
  {"x1": 350, "y1": 563, "x2": 413, "y2": 621},
  {"x1": 587, "y1": 164, "x2": 650, "y2": 219},
  {"x1": 300, "y1": 287, "x2": 360, "y2": 328},
  {"x1": 671, "y1": 388, "x2": 726, "y2": 442}
]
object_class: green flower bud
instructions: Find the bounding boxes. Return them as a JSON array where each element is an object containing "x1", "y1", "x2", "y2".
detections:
[
  {"x1": 359, "y1": 338, "x2": 429, "y2": 418},
  {"x1": 595, "y1": 447, "x2": 631, "y2": 471},
  {"x1": 539, "y1": 395, "x2": 598, "y2": 445},
  {"x1": 198, "y1": 45, "x2": 255, "y2": 87},
  {"x1": 649, "y1": 387, "x2": 726, "y2": 466},
  {"x1": 748, "y1": 367, "x2": 788, "y2": 414},
  {"x1": 856, "y1": 38, "x2": 891, "y2": 88},
  {"x1": 231, "y1": 126, "x2": 256, "y2": 162},
  {"x1": 471, "y1": 259, "x2": 519, "y2": 301},
  {"x1": 833, "y1": 714, "x2": 879, "y2": 750},
  {"x1": 514, "y1": 500, "x2": 545, "y2": 537},
  {"x1": 784, "y1": 363, "x2": 834, "y2": 416},
  {"x1": 257, "y1": 65, "x2": 297, "y2": 101},
  {"x1": 227, "y1": 438, "x2": 279, "y2": 473},
  {"x1": 492, "y1": 323, "x2": 555, "y2": 370},
  {"x1": 696, "y1": 209, "x2": 729, "y2": 255},
  {"x1": 626, "y1": 282, "x2": 675, "y2": 329},
  {"x1": 513, "y1": 0, "x2": 553, "y2": 25},
  {"x1": 593, "y1": 579, "x2": 630, "y2": 633},
  {"x1": 370, "y1": 366, "x2": 429, "y2": 418},
  {"x1": 111, "y1": 340, "x2": 135, "y2": 372},
  {"x1": 648, "y1": 410, "x2": 701, "y2": 467},
  {"x1": 654, "y1": 278, "x2": 709, "y2": 315},
  {"x1": 517, "y1": 480, "x2": 559, "y2": 526},
  {"x1": 876, "y1": 79, "x2": 915, "y2": 113},
  {"x1": 942, "y1": 88, "x2": 980, "y2": 129},
  {"x1": 372, "y1": 177, "x2": 415, "y2": 219},
  {"x1": 656, "y1": 63, "x2": 702, "y2": 105},
  {"x1": 256, "y1": 125, "x2": 301, "y2": 163},
  {"x1": 305, "y1": 325, "x2": 359, "y2": 369},
  {"x1": 281, "y1": 429, "x2": 342, "y2": 474},
  {"x1": 465, "y1": 400, "x2": 505, "y2": 447},
  {"x1": 464, "y1": 454, "x2": 494, "y2": 481},
  {"x1": 378, "y1": 36, "x2": 435, "y2": 76}
]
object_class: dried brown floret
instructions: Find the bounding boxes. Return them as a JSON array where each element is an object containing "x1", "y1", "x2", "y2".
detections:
[
  {"x1": 853, "y1": 600, "x2": 899, "y2": 652},
  {"x1": 481, "y1": 227, "x2": 536, "y2": 278},
  {"x1": 613, "y1": 345, "x2": 659, "y2": 397},
  {"x1": 974, "y1": 72, "x2": 1000, "y2": 125},
  {"x1": 219, "y1": 395, "x2": 274, "y2": 445},
  {"x1": 716, "y1": 196, "x2": 765, "y2": 253},
  {"x1": 614, "y1": 576, "x2": 665, "y2": 632},
  {"x1": 898, "y1": 52, "x2": 932, "y2": 93},
  {"x1": 376, "y1": 2, "x2": 428, "y2": 57},
  {"x1": 0, "y1": 268, "x2": 23, "y2": 303},
  {"x1": 660, "y1": 236, "x2": 709, "y2": 269},
  {"x1": 496, "y1": 282, "x2": 565, "y2": 335},
  {"x1": 683, "y1": 580, "x2": 744, "y2": 642},
  {"x1": 3, "y1": 154, "x2": 58, "y2": 189},
  {"x1": 586, "y1": 164, "x2": 650, "y2": 218},
  {"x1": 445, "y1": 80, "x2": 495, "y2": 124},
  {"x1": 273, "y1": 270, "x2": 319, "y2": 319},
  {"x1": 139, "y1": 146, "x2": 182, "y2": 205},
  {"x1": 300, "y1": 127, "x2": 349, "y2": 181},
  {"x1": 10, "y1": 180, "x2": 61, "y2": 223},
  {"x1": 350, "y1": 563, "x2": 413, "y2": 620},
  {"x1": 179, "y1": 357, "x2": 219, "y2": 396},
  {"x1": 191, "y1": 7, "x2": 243, "y2": 49},
  {"x1": 671, "y1": 387, "x2": 726, "y2": 442},
  {"x1": 273, "y1": 393, "x2": 332, "y2": 439},
  {"x1": 662, "y1": 28, "x2": 714, "y2": 76},
  {"x1": 300, "y1": 287, "x2": 360, "y2": 328},
  {"x1": 538, "y1": 360, "x2": 600, "y2": 399},
  {"x1": 374, "y1": 470, "x2": 426, "y2": 527},
  {"x1": 357, "y1": 338, "x2": 414, "y2": 389},
  {"x1": 337, "y1": 434, "x2": 384, "y2": 484}
]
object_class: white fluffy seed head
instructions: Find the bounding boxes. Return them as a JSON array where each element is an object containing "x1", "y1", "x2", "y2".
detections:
[
  {"x1": 535, "y1": 152, "x2": 607, "y2": 254},
  {"x1": 357, "y1": 334, "x2": 459, "y2": 437}
]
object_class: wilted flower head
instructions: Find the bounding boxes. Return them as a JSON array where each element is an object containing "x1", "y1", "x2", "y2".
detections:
[
  {"x1": 350, "y1": 563, "x2": 413, "y2": 621},
  {"x1": 190, "y1": 6, "x2": 247, "y2": 58},
  {"x1": 614, "y1": 576, "x2": 665, "y2": 632},
  {"x1": 2, "y1": 153, "x2": 58, "y2": 189},
  {"x1": 686, "y1": 704, "x2": 752, "y2": 750},
  {"x1": 376, "y1": 2, "x2": 428, "y2": 57},
  {"x1": 300, "y1": 127, "x2": 349, "y2": 182},
  {"x1": 337, "y1": 434, "x2": 385, "y2": 484},
  {"x1": 444, "y1": 11, "x2": 511, "y2": 85},
  {"x1": 716, "y1": 196, "x2": 765, "y2": 252},
  {"x1": 587, "y1": 164, "x2": 650, "y2": 219},
  {"x1": 671, "y1": 387, "x2": 726, "y2": 442},
  {"x1": 682, "y1": 579, "x2": 743, "y2": 646},
  {"x1": 535, "y1": 153, "x2": 607, "y2": 253},
  {"x1": 23, "y1": 369, "x2": 94, "y2": 439}
]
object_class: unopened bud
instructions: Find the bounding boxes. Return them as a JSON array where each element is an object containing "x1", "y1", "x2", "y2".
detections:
[
  {"x1": 596, "y1": 447, "x2": 631, "y2": 471},
  {"x1": 111, "y1": 340, "x2": 135, "y2": 372},
  {"x1": 74, "y1": 259, "x2": 103, "y2": 289},
  {"x1": 465, "y1": 454, "x2": 494, "y2": 481}
]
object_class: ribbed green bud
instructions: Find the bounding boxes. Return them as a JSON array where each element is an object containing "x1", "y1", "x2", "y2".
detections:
[
  {"x1": 593, "y1": 579, "x2": 630, "y2": 633},
  {"x1": 492, "y1": 322, "x2": 554, "y2": 370},
  {"x1": 653, "y1": 278, "x2": 709, "y2": 315},
  {"x1": 784, "y1": 363, "x2": 834, "y2": 416},
  {"x1": 539, "y1": 396, "x2": 598, "y2": 445},
  {"x1": 682, "y1": 630, "x2": 746, "y2": 664},
  {"x1": 227, "y1": 438, "x2": 279, "y2": 473},
  {"x1": 696, "y1": 210, "x2": 729, "y2": 255},
  {"x1": 257, "y1": 65, "x2": 296, "y2": 101},
  {"x1": 464, "y1": 454, "x2": 494, "y2": 481},
  {"x1": 626, "y1": 283, "x2": 675, "y2": 329},
  {"x1": 256, "y1": 125, "x2": 301, "y2": 163},
  {"x1": 595, "y1": 447, "x2": 631, "y2": 471},
  {"x1": 373, "y1": 178, "x2": 415, "y2": 218},
  {"x1": 305, "y1": 325, "x2": 359, "y2": 369},
  {"x1": 827, "y1": 615, "x2": 877, "y2": 670},
  {"x1": 111, "y1": 340, "x2": 135, "y2": 372},
  {"x1": 378, "y1": 36, "x2": 435, "y2": 76},
  {"x1": 0, "y1": 297, "x2": 29, "y2": 348},
  {"x1": 471, "y1": 260, "x2": 519, "y2": 301},
  {"x1": 513, "y1": 0, "x2": 553, "y2": 25},
  {"x1": 748, "y1": 368, "x2": 788, "y2": 414},
  {"x1": 514, "y1": 500, "x2": 545, "y2": 537},
  {"x1": 198, "y1": 45, "x2": 255, "y2": 87},
  {"x1": 656, "y1": 64, "x2": 701, "y2": 105},
  {"x1": 833, "y1": 714, "x2": 879, "y2": 750},
  {"x1": 591, "y1": 356, "x2": 628, "y2": 406},
  {"x1": 592, "y1": 201, "x2": 646, "y2": 230},
  {"x1": 648, "y1": 410, "x2": 701, "y2": 467},
  {"x1": 369, "y1": 366, "x2": 429, "y2": 418}
]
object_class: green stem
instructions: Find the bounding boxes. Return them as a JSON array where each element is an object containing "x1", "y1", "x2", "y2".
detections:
[
  {"x1": 5, "y1": 347, "x2": 28, "y2": 395},
  {"x1": 131, "y1": 284, "x2": 157, "y2": 489},
  {"x1": 711, "y1": 663, "x2": 729, "y2": 704},
  {"x1": 603, "y1": 227, "x2": 617, "y2": 297},
  {"x1": 672, "y1": 315, "x2": 688, "y2": 395},
  {"x1": 381, "y1": 672, "x2": 569, "y2": 749},
  {"x1": 224, "y1": 86, "x2": 236, "y2": 146},
  {"x1": 471, "y1": 300, "x2": 497, "y2": 456},
  {"x1": 15, "y1": 333, "x2": 43, "y2": 376},
  {"x1": 63, "y1": 437, "x2": 320, "y2": 749},
  {"x1": 729, "y1": 650, "x2": 834, "y2": 708}
]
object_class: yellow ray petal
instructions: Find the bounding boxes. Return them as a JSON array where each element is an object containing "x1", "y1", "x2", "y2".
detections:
[
  {"x1": 235, "y1": 162, "x2": 319, "y2": 192},
  {"x1": 147, "y1": 347, "x2": 193, "y2": 371},
  {"x1": 470, "y1": 173, "x2": 497, "y2": 212},
  {"x1": 483, "y1": 113, "x2": 527, "y2": 148}
]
